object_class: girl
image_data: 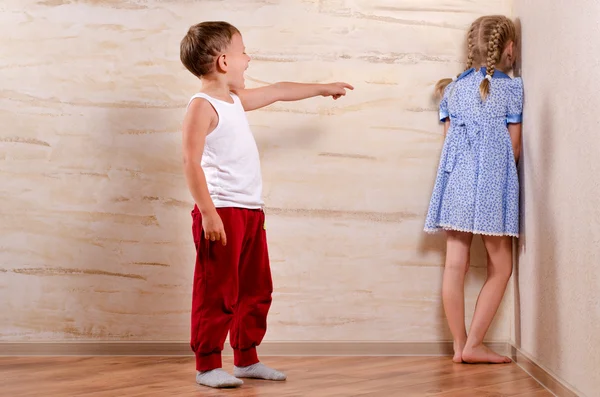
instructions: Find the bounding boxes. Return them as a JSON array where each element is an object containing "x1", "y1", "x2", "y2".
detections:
[{"x1": 424, "y1": 15, "x2": 523, "y2": 364}]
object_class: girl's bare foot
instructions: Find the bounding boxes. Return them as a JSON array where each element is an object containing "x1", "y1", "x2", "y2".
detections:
[
  {"x1": 462, "y1": 344, "x2": 512, "y2": 364},
  {"x1": 453, "y1": 340, "x2": 466, "y2": 363}
]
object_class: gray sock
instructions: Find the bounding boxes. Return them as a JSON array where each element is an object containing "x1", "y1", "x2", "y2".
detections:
[
  {"x1": 196, "y1": 369, "x2": 243, "y2": 388},
  {"x1": 233, "y1": 362, "x2": 287, "y2": 381}
]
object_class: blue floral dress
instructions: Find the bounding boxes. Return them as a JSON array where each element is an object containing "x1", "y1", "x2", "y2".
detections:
[{"x1": 424, "y1": 67, "x2": 523, "y2": 237}]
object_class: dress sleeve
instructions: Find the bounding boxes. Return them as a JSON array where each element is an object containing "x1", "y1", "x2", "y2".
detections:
[
  {"x1": 439, "y1": 82, "x2": 454, "y2": 122},
  {"x1": 507, "y1": 77, "x2": 524, "y2": 124}
]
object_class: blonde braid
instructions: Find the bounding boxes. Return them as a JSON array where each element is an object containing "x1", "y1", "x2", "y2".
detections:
[
  {"x1": 465, "y1": 22, "x2": 477, "y2": 70},
  {"x1": 480, "y1": 20, "x2": 505, "y2": 100}
]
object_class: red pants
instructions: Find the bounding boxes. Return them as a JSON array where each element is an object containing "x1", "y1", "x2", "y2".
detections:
[{"x1": 190, "y1": 206, "x2": 273, "y2": 371}]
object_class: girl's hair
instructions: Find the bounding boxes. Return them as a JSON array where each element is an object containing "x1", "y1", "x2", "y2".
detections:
[
  {"x1": 435, "y1": 16, "x2": 517, "y2": 101},
  {"x1": 180, "y1": 21, "x2": 240, "y2": 78}
]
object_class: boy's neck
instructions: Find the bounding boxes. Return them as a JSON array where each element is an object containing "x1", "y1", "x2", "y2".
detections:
[{"x1": 200, "y1": 76, "x2": 233, "y2": 102}]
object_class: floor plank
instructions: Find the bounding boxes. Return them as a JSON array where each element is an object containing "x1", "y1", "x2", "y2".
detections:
[{"x1": 0, "y1": 356, "x2": 553, "y2": 396}]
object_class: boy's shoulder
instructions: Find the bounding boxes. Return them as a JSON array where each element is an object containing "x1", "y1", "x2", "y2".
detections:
[
  {"x1": 187, "y1": 94, "x2": 218, "y2": 116},
  {"x1": 183, "y1": 94, "x2": 219, "y2": 134}
]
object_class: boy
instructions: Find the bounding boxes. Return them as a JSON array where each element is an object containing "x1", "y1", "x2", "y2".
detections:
[{"x1": 179, "y1": 21, "x2": 353, "y2": 389}]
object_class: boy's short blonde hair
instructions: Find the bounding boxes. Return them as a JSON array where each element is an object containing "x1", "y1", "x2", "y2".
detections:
[{"x1": 180, "y1": 21, "x2": 240, "y2": 78}]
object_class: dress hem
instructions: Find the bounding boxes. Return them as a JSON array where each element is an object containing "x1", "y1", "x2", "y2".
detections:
[{"x1": 424, "y1": 224, "x2": 519, "y2": 238}]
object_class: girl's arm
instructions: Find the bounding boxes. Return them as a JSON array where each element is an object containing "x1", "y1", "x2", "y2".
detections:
[
  {"x1": 507, "y1": 78, "x2": 523, "y2": 162},
  {"x1": 443, "y1": 119, "x2": 450, "y2": 138},
  {"x1": 508, "y1": 123, "x2": 522, "y2": 162}
]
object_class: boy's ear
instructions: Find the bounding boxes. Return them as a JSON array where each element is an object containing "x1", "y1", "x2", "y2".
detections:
[{"x1": 216, "y1": 54, "x2": 227, "y2": 72}]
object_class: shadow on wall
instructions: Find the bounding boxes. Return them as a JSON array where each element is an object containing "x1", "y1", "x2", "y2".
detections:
[
  {"x1": 532, "y1": 97, "x2": 560, "y2": 369},
  {"x1": 516, "y1": 95, "x2": 560, "y2": 369},
  {"x1": 513, "y1": 16, "x2": 523, "y2": 348},
  {"x1": 82, "y1": 104, "x2": 186, "y2": 341},
  {"x1": 513, "y1": 13, "x2": 560, "y2": 367},
  {"x1": 92, "y1": 106, "x2": 326, "y2": 341}
]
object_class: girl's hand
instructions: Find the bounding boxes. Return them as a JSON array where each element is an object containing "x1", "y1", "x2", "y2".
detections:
[{"x1": 321, "y1": 82, "x2": 354, "y2": 100}]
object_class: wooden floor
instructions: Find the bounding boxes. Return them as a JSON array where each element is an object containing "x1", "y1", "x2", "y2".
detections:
[{"x1": 2, "y1": 356, "x2": 552, "y2": 396}]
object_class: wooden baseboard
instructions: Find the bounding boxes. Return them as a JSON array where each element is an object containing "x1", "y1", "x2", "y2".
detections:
[
  {"x1": 509, "y1": 346, "x2": 581, "y2": 397},
  {"x1": 0, "y1": 341, "x2": 509, "y2": 357}
]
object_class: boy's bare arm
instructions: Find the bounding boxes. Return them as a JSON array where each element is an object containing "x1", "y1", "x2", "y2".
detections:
[
  {"x1": 233, "y1": 82, "x2": 354, "y2": 111},
  {"x1": 182, "y1": 99, "x2": 227, "y2": 245}
]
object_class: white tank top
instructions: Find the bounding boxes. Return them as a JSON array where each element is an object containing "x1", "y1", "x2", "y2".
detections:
[{"x1": 187, "y1": 92, "x2": 263, "y2": 209}]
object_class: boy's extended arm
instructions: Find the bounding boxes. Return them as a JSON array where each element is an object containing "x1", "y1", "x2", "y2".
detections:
[
  {"x1": 182, "y1": 99, "x2": 227, "y2": 245},
  {"x1": 233, "y1": 81, "x2": 353, "y2": 111}
]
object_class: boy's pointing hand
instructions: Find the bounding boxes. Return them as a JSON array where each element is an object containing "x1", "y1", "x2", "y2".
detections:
[{"x1": 321, "y1": 82, "x2": 354, "y2": 100}]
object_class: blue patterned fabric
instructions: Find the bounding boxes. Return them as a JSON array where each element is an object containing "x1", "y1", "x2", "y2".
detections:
[{"x1": 424, "y1": 68, "x2": 524, "y2": 237}]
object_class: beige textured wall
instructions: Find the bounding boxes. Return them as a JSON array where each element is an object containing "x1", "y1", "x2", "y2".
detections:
[
  {"x1": 514, "y1": 1, "x2": 600, "y2": 396},
  {"x1": 0, "y1": 0, "x2": 513, "y2": 343}
]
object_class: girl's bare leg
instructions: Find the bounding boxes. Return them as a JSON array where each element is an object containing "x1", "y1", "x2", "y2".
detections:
[
  {"x1": 462, "y1": 235, "x2": 513, "y2": 364},
  {"x1": 443, "y1": 231, "x2": 473, "y2": 363}
]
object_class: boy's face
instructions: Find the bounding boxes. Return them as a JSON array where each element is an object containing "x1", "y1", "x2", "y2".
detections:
[{"x1": 221, "y1": 33, "x2": 250, "y2": 90}]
